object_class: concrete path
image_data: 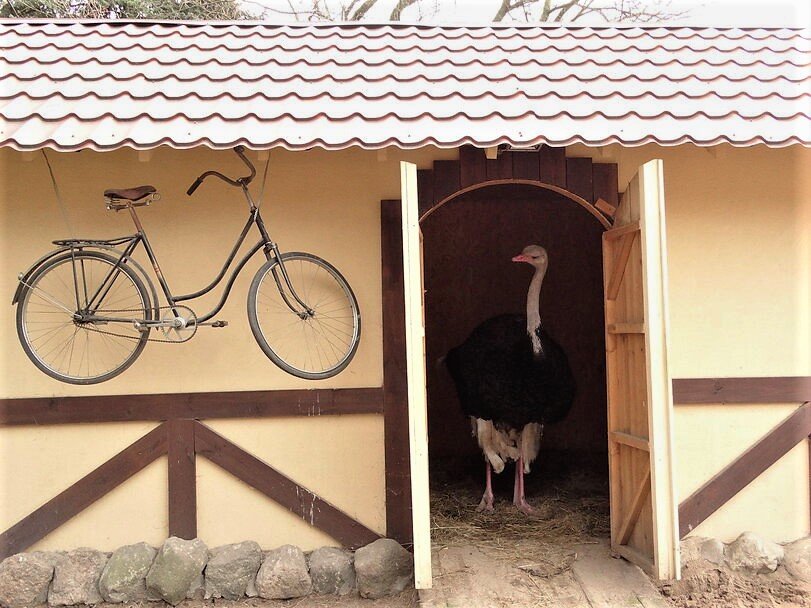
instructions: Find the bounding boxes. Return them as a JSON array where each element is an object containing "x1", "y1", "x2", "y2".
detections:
[{"x1": 419, "y1": 540, "x2": 668, "y2": 608}]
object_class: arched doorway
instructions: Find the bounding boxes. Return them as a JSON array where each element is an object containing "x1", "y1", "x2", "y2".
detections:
[{"x1": 421, "y1": 182, "x2": 609, "y2": 470}]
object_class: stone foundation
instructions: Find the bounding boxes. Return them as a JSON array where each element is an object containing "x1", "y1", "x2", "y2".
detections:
[{"x1": 0, "y1": 538, "x2": 413, "y2": 608}]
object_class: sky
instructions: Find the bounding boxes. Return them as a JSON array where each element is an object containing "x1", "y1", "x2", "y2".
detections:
[{"x1": 242, "y1": 0, "x2": 811, "y2": 26}]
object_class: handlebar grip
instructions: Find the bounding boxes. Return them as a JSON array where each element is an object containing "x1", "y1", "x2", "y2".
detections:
[{"x1": 186, "y1": 178, "x2": 203, "y2": 196}]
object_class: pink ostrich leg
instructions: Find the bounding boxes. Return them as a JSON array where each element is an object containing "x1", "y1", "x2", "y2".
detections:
[
  {"x1": 513, "y1": 456, "x2": 534, "y2": 515},
  {"x1": 476, "y1": 461, "x2": 495, "y2": 512}
]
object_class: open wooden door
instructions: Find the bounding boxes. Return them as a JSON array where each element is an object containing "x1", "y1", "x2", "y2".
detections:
[
  {"x1": 602, "y1": 159, "x2": 680, "y2": 580},
  {"x1": 400, "y1": 161, "x2": 432, "y2": 589}
]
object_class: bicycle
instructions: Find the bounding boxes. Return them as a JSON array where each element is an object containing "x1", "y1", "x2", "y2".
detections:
[{"x1": 13, "y1": 146, "x2": 362, "y2": 385}]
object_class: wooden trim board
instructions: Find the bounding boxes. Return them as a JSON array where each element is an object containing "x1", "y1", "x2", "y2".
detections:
[
  {"x1": 0, "y1": 423, "x2": 168, "y2": 560},
  {"x1": 0, "y1": 387, "x2": 383, "y2": 426},
  {"x1": 194, "y1": 422, "x2": 380, "y2": 549},
  {"x1": 672, "y1": 377, "x2": 811, "y2": 404},
  {"x1": 678, "y1": 402, "x2": 811, "y2": 538},
  {"x1": 380, "y1": 198, "x2": 413, "y2": 546}
]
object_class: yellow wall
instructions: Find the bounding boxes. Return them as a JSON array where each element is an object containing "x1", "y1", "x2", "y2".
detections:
[
  {"x1": 0, "y1": 145, "x2": 456, "y2": 551},
  {"x1": 1, "y1": 143, "x2": 809, "y2": 550},
  {"x1": 569, "y1": 143, "x2": 811, "y2": 542}
]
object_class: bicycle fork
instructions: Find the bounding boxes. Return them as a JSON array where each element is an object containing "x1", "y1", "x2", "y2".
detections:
[{"x1": 254, "y1": 212, "x2": 314, "y2": 319}]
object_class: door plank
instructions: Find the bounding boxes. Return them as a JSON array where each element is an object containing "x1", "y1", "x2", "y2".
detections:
[
  {"x1": 400, "y1": 161, "x2": 433, "y2": 589},
  {"x1": 608, "y1": 323, "x2": 645, "y2": 335},
  {"x1": 606, "y1": 231, "x2": 638, "y2": 301},
  {"x1": 611, "y1": 431, "x2": 651, "y2": 452},
  {"x1": 618, "y1": 468, "x2": 652, "y2": 545}
]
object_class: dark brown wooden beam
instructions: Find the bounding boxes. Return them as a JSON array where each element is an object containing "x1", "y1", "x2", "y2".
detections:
[
  {"x1": 678, "y1": 402, "x2": 811, "y2": 538},
  {"x1": 167, "y1": 419, "x2": 197, "y2": 540},
  {"x1": 417, "y1": 169, "x2": 434, "y2": 218},
  {"x1": 0, "y1": 387, "x2": 384, "y2": 426},
  {"x1": 592, "y1": 163, "x2": 619, "y2": 209},
  {"x1": 485, "y1": 153, "x2": 513, "y2": 180},
  {"x1": 380, "y1": 199, "x2": 413, "y2": 546},
  {"x1": 432, "y1": 160, "x2": 461, "y2": 204},
  {"x1": 194, "y1": 421, "x2": 380, "y2": 550},
  {"x1": 673, "y1": 377, "x2": 811, "y2": 405},
  {"x1": 459, "y1": 145, "x2": 487, "y2": 188},
  {"x1": 511, "y1": 151, "x2": 541, "y2": 181},
  {"x1": 538, "y1": 145, "x2": 566, "y2": 187},
  {"x1": 0, "y1": 424, "x2": 168, "y2": 560},
  {"x1": 566, "y1": 157, "x2": 594, "y2": 204}
]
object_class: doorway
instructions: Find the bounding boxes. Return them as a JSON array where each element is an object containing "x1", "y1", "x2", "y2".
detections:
[{"x1": 421, "y1": 182, "x2": 611, "y2": 581}]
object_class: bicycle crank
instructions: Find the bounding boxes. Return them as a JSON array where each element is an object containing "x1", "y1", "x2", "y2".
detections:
[{"x1": 158, "y1": 305, "x2": 198, "y2": 343}]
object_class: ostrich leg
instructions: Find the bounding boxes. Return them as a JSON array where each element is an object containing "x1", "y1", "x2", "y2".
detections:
[
  {"x1": 476, "y1": 461, "x2": 495, "y2": 512},
  {"x1": 513, "y1": 456, "x2": 535, "y2": 515}
]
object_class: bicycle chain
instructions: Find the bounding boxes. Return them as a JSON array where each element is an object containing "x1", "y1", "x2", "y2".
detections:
[{"x1": 77, "y1": 305, "x2": 200, "y2": 344}]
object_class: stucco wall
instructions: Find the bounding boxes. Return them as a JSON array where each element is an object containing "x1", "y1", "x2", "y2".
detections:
[
  {"x1": 0, "y1": 145, "x2": 456, "y2": 551},
  {"x1": 569, "y1": 143, "x2": 811, "y2": 543},
  {"x1": 1, "y1": 143, "x2": 809, "y2": 551}
]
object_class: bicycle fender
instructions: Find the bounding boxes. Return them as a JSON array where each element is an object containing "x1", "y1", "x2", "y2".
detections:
[{"x1": 12, "y1": 245, "x2": 159, "y2": 311}]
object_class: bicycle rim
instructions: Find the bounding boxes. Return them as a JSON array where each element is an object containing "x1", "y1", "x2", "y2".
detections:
[
  {"x1": 17, "y1": 251, "x2": 150, "y2": 384},
  {"x1": 249, "y1": 253, "x2": 361, "y2": 379}
]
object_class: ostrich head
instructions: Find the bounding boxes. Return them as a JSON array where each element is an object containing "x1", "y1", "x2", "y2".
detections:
[{"x1": 512, "y1": 245, "x2": 548, "y2": 273}]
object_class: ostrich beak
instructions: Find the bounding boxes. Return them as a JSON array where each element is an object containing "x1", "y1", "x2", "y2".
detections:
[{"x1": 512, "y1": 254, "x2": 531, "y2": 263}]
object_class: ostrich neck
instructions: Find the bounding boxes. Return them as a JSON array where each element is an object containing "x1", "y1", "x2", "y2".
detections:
[{"x1": 526, "y1": 267, "x2": 545, "y2": 352}]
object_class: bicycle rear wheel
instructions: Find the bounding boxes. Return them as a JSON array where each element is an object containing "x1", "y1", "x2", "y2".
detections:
[
  {"x1": 16, "y1": 250, "x2": 151, "y2": 384},
  {"x1": 248, "y1": 252, "x2": 361, "y2": 380}
]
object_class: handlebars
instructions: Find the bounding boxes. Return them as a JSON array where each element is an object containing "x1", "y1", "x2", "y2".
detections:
[{"x1": 186, "y1": 146, "x2": 258, "y2": 196}]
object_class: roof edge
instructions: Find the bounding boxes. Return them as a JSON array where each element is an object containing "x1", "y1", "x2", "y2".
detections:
[{"x1": 0, "y1": 18, "x2": 809, "y2": 32}]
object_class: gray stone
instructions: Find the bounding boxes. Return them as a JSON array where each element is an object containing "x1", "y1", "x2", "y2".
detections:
[
  {"x1": 725, "y1": 531, "x2": 784, "y2": 574},
  {"x1": 700, "y1": 539, "x2": 725, "y2": 565},
  {"x1": 679, "y1": 537, "x2": 709, "y2": 566},
  {"x1": 145, "y1": 537, "x2": 208, "y2": 606},
  {"x1": 782, "y1": 537, "x2": 811, "y2": 582},
  {"x1": 354, "y1": 538, "x2": 413, "y2": 599},
  {"x1": 204, "y1": 541, "x2": 262, "y2": 600},
  {"x1": 0, "y1": 552, "x2": 62, "y2": 608},
  {"x1": 98, "y1": 543, "x2": 157, "y2": 603},
  {"x1": 308, "y1": 547, "x2": 355, "y2": 596},
  {"x1": 48, "y1": 548, "x2": 108, "y2": 606},
  {"x1": 186, "y1": 574, "x2": 204, "y2": 601},
  {"x1": 255, "y1": 545, "x2": 312, "y2": 599}
]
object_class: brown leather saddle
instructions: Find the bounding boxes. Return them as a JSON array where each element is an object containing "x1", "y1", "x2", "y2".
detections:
[{"x1": 103, "y1": 185, "x2": 156, "y2": 201}]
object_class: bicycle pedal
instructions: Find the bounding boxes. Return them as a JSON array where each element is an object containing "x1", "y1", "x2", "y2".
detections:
[{"x1": 211, "y1": 320, "x2": 229, "y2": 328}]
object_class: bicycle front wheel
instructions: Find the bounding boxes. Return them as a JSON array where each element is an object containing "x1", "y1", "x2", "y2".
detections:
[
  {"x1": 16, "y1": 250, "x2": 151, "y2": 385},
  {"x1": 248, "y1": 252, "x2": 361, "y2": 380}
]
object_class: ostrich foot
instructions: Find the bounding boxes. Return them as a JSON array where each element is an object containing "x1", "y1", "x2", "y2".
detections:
[
  {"x1": 513, "y1": 498, "x2": 535, "y2": 515},
  {"x1": 513, "y1": 456, "x2": 534, "y2": 515},
  {"x1": 477, "y1": 461, "x2": 495, "y2": 512},
  {"x1": 476, "y1": 493, "x2": 495, "y2": 513}
]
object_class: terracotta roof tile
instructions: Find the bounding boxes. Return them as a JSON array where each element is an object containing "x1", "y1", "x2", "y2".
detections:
[{"x1": 1, "y1": 20, "x2": 809, "y2": 151}]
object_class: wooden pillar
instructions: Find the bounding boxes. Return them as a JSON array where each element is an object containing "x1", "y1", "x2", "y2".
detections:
[
  {"x1": 380, "y1": 199, "x2": 413, "y2": 545},
  {"x1": 167, "y1": 418, "x2": 197, "y2": 539}
]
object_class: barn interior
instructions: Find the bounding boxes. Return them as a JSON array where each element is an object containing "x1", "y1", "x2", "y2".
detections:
[{"x1": 422, "y1": 180, "x2": 611, "y2": 566}]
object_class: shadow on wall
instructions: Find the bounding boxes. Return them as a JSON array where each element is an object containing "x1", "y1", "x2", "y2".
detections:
[{"x1": 421, "y1": 183, "x2": 608, "y2": 470}]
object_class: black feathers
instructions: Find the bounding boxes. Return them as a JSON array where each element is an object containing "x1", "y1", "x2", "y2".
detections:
[{"x1": 446, "y1": 314, "x2": 575, "y2": 429}]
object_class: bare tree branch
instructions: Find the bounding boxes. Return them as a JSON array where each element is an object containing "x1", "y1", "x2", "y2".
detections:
[{"x1": 390, "y1": 0, "x2": 418, "y2": 20}]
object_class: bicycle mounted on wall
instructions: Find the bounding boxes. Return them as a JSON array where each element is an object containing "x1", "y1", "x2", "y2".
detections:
[{"x1": 13, "y1": 146, "x2": 361, "y2": 384}]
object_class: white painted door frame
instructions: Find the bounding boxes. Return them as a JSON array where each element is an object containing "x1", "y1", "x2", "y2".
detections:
[{"x1": 400, "y1": 161, "x2": 433, "y2": 589}]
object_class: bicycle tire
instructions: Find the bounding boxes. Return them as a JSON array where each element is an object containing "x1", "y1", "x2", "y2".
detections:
[
  {"x1": 16, "y1": 250, "x2": 152, "y2": 385},
  {"x1": 248, "y1": 252, "x2": 361, "y2": 380}
]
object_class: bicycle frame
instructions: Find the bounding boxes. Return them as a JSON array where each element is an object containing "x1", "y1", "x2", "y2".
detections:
[{"x1": 77, "y1": 186, "x2": 313, "y2": 327}]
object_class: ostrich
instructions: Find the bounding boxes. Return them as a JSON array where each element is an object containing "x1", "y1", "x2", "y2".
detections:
[{"x1": 445, "y1": 245, "x2": 575, "y2": 514}]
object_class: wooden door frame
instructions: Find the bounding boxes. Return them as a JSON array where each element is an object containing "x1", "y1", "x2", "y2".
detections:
[{"x1": 379, "y1": 144, "x2": 619, "y2": 552}]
